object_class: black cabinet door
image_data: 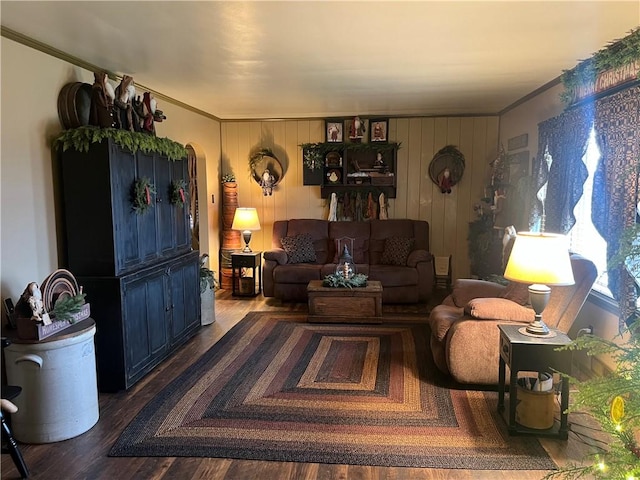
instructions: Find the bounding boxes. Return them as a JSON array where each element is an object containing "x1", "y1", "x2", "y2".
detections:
[
  {"x1": 122, "y1": 266, "x2": 169, "y2": 384},
  {"x1": 172, "y1": 159, "x2": 190, "y2": 252},
  {"x1": 136, "y1": 151, "x2": 160, "y2": 265},
  {"x1": 168, "y1": 252, "x2": 200, "y2": 345},
  {"x1": 155, "y1": 152, "x2": 174, "y2": 256},
  {"x1": 110, "y1": 143, "x2": 143, "y2": 273}
]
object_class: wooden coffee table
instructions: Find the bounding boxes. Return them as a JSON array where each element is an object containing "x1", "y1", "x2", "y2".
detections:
[{"x1": 307, "y1": 280, "x2": 383, "y2": 323}]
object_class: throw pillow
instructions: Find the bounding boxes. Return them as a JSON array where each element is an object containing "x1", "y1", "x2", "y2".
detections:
[
  {"x1": 281, "y1": 233, "x2": 317, "y2": 264},
  {"x1": 380, "y1": 237, "x2": 414, "y2": 266},
  {"x1": 499, "y1": 282, "x2": 530, "y2": 305}
]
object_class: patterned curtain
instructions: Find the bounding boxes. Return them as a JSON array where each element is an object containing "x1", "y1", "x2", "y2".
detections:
[
  {"x1": 592, "y1": 85, "x2": 640, "y2": 331},
  {"x1": 530, "y1": 105, "x2": 592, "y2": 233}
]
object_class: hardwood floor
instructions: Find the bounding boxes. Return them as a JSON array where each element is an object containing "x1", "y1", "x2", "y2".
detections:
[{"x1": 2, "y1": 290, "x2": 594, "y2": 480}]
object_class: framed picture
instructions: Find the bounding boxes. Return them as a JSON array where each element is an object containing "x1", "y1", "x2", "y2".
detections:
[
  {"x1": 370, "y1": 119, "x2": 388, "y2": 142},
  {"x1": 344, "y1": 116, "x2": 368, "y2": 144},
  {"x1": 507, "y1": 150, "x2": 530, "y2": 187},
  {"x1": 325, "y1": 120, "x2": 343, "y2": 143}
]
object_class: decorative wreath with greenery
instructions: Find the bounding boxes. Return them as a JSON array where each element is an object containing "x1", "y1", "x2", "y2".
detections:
[
  {"x1": 132, "y1": 177, "x2": 156, "y2": 214},
  {"x1": 170, "y1": 179, "x2": 188, "y2": 207},
  {"x1": 322, "y1": 273, "x2": 368, "y2": 288},
  {"x1": 300, "y1": 142, "x2": 401, "y2": 171},
  {"x1": 53, "y1": 126, "x2": 188, "y2": 161}
]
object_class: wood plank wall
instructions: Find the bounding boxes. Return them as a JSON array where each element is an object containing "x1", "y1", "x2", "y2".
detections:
[{"x1": 220, "y1": 116, "x2": 499, "y2": 281}]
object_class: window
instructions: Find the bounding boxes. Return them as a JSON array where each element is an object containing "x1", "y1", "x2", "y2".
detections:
[{"x1": 567, "y1": 127, "x2": 612, "y2": 296}]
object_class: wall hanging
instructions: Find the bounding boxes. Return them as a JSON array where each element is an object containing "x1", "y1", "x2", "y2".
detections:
[
  {"x1": 428, "y1": 145, "x2": 466, "y2": 194},
  {"x1": 249, "y1": 148, "x2": 283, "y2": 196}
]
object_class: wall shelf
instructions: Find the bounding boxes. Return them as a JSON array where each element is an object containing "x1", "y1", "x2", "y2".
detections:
[{"x1": 301, "y1": 142, "x2": 399, "y2": 198}]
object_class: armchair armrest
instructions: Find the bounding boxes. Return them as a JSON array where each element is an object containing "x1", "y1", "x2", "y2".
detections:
[
  {"x1": 407, "y1": 249, "x2": 432, "y2": 268},
  {"x1": 450, "y1": 279, "x2": 506, "y2": 307},
  {"x1": 464, "y1": 298, "x2": 534, "y2": 323},
  {"x1": 263, "y1": 248, "x2": 288, "y2": 265}
]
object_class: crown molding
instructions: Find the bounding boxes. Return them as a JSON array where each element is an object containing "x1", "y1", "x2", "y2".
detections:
[{"x1": 1, "y1": 26, "x2": 220, "y2": 122}]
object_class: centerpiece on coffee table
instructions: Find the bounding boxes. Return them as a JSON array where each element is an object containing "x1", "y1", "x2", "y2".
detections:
[{"x1": 322, "y1": 244, "x2": 368, "y2": 288}]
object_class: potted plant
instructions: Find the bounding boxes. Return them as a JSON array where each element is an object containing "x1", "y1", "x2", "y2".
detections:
[{"x1": 200, "y1": 254, "x2": 217, "y2": 326}]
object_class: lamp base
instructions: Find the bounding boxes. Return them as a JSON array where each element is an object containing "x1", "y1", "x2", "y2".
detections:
[
  {"x1": 519, "y1": 323, "x2": 557, "y2": 338},
  {"x1": 241, "y1": 231, "x2": 253, "y2": 252}
]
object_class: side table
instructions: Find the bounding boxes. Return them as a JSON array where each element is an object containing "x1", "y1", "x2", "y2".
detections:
[
  {"x1": 232, "y1": 251, "x2": 262, "y2": 297},
  {"x1": 497, "y1": 324, "x2": 572, "y2": 439}
]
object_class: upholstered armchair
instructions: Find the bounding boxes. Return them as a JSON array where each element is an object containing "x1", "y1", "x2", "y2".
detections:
[{"x1": 426, "y1": 254, "x2": 598, "y2": 385}]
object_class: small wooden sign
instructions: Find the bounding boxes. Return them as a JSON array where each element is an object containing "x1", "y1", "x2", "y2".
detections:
[{"x1": 15, "y1": 303, "x2": 90, "y2": 340}]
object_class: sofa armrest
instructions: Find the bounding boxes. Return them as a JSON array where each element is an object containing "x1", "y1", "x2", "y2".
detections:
[
  {"x1": 450, "y1": 279, "x2": 506, "y2": 307},
  {"x1": 407, "y1": 249, "x2": 432, "y2": 268},
  {"x1": 263, "y1": 248, "x2": 288, "y2": 265}
]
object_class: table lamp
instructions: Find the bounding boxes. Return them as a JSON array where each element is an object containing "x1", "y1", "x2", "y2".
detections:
[
  {"x1": 232, "y1": 208, "x2": 261, "y2": 253},
  {"x1": 503, "y1": 231, "x2": 575, "y2": 336}
]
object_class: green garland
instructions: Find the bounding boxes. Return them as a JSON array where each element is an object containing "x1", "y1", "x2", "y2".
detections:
[
  {"x1": 170, "y1": 179, "x2": 188, "y2": 207},
  {"x1": 52, "y1": 293, "x2": 87, "y2": 324},
  {"x1": 561, "y1": 27, "x2": 640, "y2": 105},
  {"x1": 132, "y1": 177, "x2": 156, "y2": 214},
  {"x1": 300, "y1": 142, "x2": 401, "y2": 171},
  {"x1": 322, "y1": 273, "x2": 368, "y2": 288},
  {"x1": 53, "y1": 126, "x2": 188, "y2": 161},
  {"x1": 249, "y1": 148, "x2": 277, "y2": 172}
]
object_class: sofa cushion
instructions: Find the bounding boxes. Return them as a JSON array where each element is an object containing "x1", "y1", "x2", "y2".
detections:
[
  {"x1": 499, "y1": 282, "x2": 530, "y2": 305},
  {"x1": 281, "y1": 233, "x2": 316, "y2": 264},
  {"x1": 380, "y1": 237, "x2": 415, "y2": 266},
  {"x1": 285, "y1": 219, "x2": 330, "y2": 263},
  {"x1": 369, "y1": 265, "x2": 417, "y2": 287},
  {"x1": 464, "y1": 298, "x2": 534, "y2": 322},
  {"x1": 332, "y1": 237, "x2": 369, "y2": 264},
  {"x1": 273, "y1": 264, "x2": 323, "y2": 283}
]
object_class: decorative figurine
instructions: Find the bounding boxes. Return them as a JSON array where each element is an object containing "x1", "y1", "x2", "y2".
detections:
[
  {"x1": 89, "y1": 71, "x2": 116, "y2": 128},
  {"x1": 114, "y1": 75, "x2": 137, "y2": 131},
  {"x1": 15, "y1": 282, "x2": 51, "y2": 325},
  {"x1": 439, "y1": 167, "x2": 453, "y2": 194},
  {"x1": 260, "y1": 168, "x2": 275, "y2": 196},
  {"x1": 140, "y1": 91, "x2": 157, "y2": 134}
]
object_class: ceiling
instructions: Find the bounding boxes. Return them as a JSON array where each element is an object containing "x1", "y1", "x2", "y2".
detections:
[{"x1": 1, "y1": 1, "x2": 639, "y2": 120}]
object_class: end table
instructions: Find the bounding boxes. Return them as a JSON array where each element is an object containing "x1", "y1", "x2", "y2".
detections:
[
  {"x1": 497, "y1": 324, "x2": 572, "y2": 439},
  {"x1": 231, "y1": 251, "x2": 262, "y2": 297}
]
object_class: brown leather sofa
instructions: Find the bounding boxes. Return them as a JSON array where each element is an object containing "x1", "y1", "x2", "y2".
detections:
[
  {"x1": 426, "y1": 253, "x2": 598, "y2": 385},
  {"x1": 263, "y1": 219, "x2": 434, "y2": 303}
]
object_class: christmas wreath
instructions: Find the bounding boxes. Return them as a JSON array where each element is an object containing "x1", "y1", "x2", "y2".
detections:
[
  {"x1": 132, "y1": 177, "x2": 156, "y2": 214},
  {"x1": 170, "y1": 179, "x2": 188, "y2": 207}
]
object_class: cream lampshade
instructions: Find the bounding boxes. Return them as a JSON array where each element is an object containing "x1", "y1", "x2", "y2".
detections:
[
  {"x1": 232, "y1": 208, "x2": 261, "y2": 252},
  {"x1": 503, "y1": 231, "x2": 575, "y2": 336}
]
